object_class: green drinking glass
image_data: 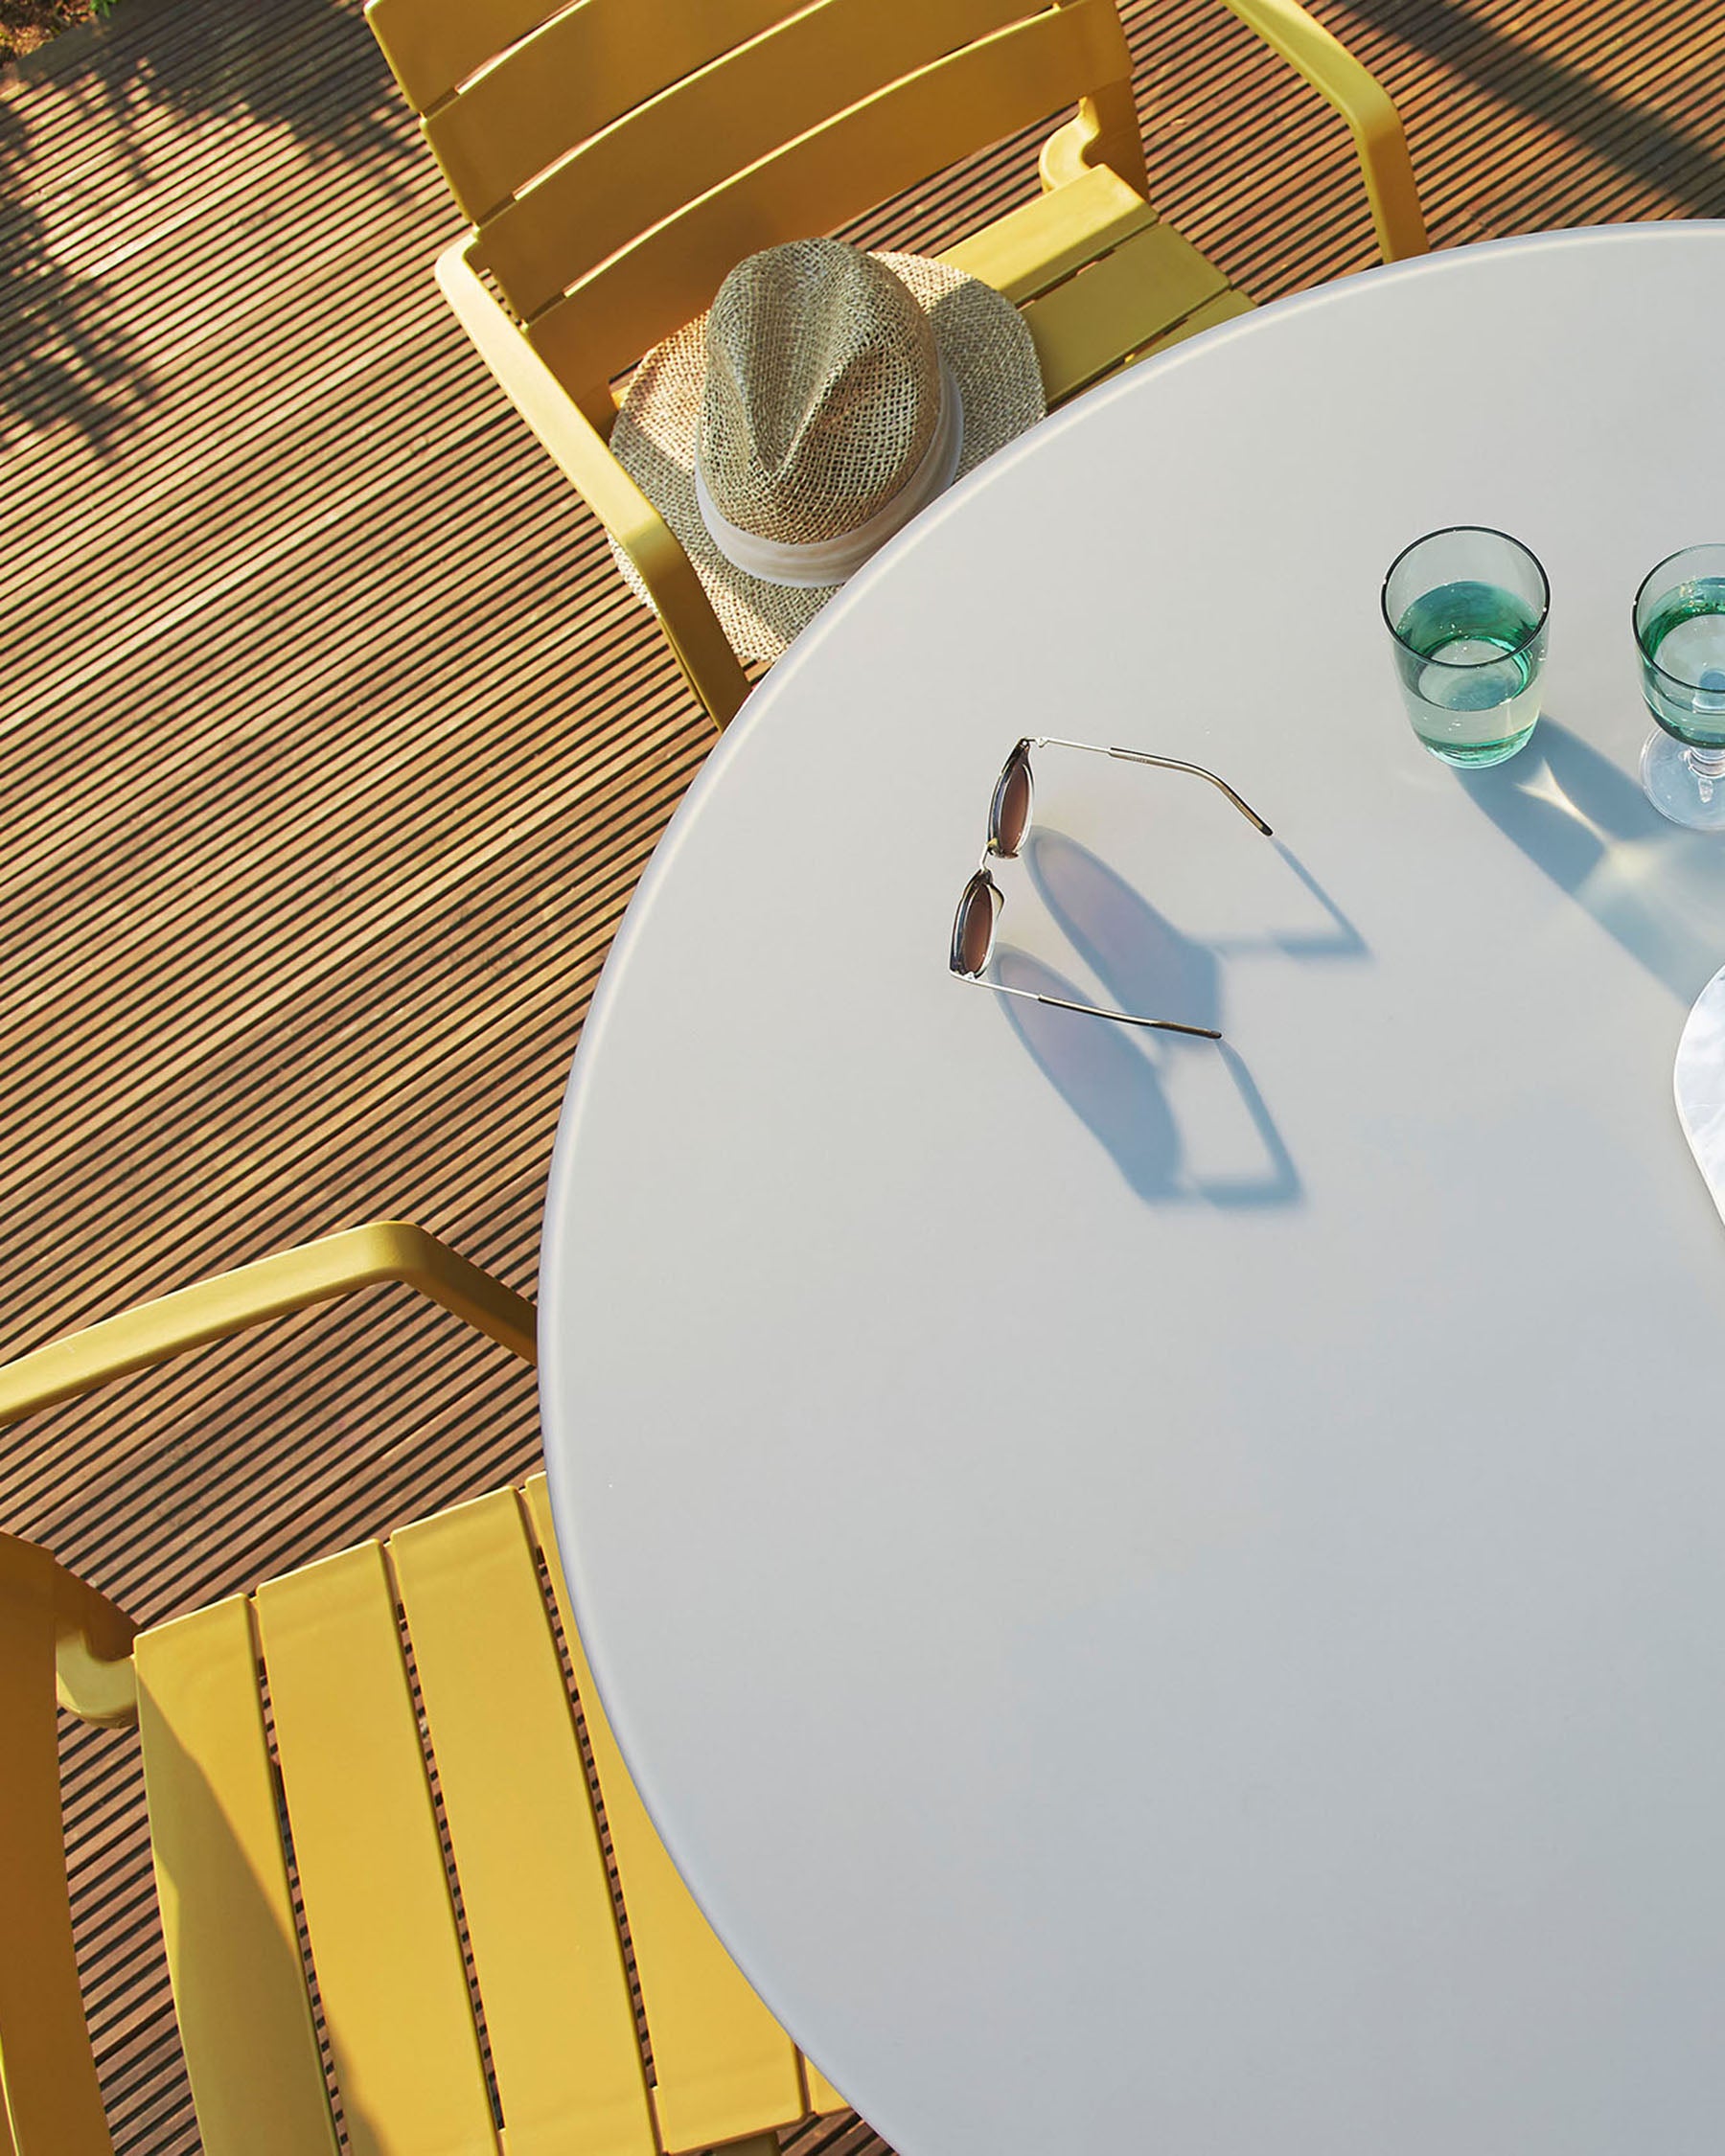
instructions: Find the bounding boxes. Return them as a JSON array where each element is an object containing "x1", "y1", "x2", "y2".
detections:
[
  {"x1": 1635, "y1": 543, "x2": 1725, "y2": 831},
  {"x1": 1382, "y1": 527, "x2": 1550, "y2": 768}
]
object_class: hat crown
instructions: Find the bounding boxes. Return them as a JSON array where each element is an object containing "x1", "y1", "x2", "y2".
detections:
[{"x1": 698, "y1": 240, "x2": 943, "y2": 546}]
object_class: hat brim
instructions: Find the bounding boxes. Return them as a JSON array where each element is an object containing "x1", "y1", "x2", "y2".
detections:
[{"x1": 608, "y1": 252, "x2": 1046, "y2": 664}]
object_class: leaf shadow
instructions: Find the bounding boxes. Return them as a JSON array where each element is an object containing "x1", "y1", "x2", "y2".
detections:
[{"x1": 0, "y1": 0, "x2": 417, "y2": 454}]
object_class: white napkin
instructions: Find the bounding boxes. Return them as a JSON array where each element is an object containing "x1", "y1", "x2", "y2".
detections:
[{"x1": 1675, "y1": 961, "x2": 1725, "y2": 1226}]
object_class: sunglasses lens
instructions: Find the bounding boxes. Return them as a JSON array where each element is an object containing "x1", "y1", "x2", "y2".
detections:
[
  {"x1": 990, "y1": 747, "x2": 1032, "y2": 858},
  {"x1": 952, "y1": 875, "x2": 997, "y2": 977}
]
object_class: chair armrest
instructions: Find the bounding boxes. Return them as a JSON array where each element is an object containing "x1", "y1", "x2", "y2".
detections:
[
  {"x1": 0, "y1": 1222, "x2": 534, "y2": 1729},
  {"x1": 1, "y1": 1531, "x2": 140, "y2": 1727},
  {"x1": 435, "y1": 241, "x2": 750, "y2": 729},
  {"x1": 1039, "y1": 84, "x2": 1150, "y2": 196},
  {"x1": 1212, "y1": 0, "x2": 1427, "y2": 262},
  {"x1": 0, "y1": 1220, "x2": 536, "y2": 1431}
]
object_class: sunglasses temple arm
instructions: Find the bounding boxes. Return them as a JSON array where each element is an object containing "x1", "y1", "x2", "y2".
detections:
[
  {"x1": 1028, "y1": 738, "x2": 1273, "y2": 835},
  {"x1": 961, "y1": 973, "x2": 1220, "y2": 1041}
]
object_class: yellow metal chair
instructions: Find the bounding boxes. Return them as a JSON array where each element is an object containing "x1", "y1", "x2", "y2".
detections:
[
  {"x1": 365, "y1": 0, "x2": 1428, "y2": 730},
  {"x1": 0, "y1": 1223, "x2": 845, "y2": 2156}
]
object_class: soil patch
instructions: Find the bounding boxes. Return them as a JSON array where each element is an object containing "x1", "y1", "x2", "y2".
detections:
[{"x1": 2, "y1": 0, "x2": 100, "y2": 64}]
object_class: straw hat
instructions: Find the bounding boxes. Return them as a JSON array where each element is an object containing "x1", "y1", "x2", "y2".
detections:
[{"x1": 609, "y1": 238, "x2": 1046, "y2": 663}]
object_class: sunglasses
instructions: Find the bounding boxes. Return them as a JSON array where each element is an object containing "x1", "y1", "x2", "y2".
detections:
[{"x1": 950, "y1": 736, "x2": 1274, "y2": 1037}]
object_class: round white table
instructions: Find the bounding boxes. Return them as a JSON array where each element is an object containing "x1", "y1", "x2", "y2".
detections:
[{"x1": 540, "y1": 226, "x2": 1725, "y2": 2156}]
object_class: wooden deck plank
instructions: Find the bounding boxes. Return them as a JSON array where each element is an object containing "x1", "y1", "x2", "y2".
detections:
[{"x1": 2, "y1": 0, "x2": 1722, "y2": 2147}]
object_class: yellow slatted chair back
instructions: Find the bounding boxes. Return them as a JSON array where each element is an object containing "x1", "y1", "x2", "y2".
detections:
[
  {"x1": 0, "y1": 1226, "x2": 845, "y2": 2156},
  {"x1": 360, "y1": 0, "x2": 1423, "y2": 726},
  {"x1": 365, "y1": 0, "x2": 1146, "y2": 426}
]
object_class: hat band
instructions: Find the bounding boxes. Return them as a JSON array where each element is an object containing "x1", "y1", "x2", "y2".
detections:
[{"x1": 693, "y1": 358, "x2": 964, "y2": 590}]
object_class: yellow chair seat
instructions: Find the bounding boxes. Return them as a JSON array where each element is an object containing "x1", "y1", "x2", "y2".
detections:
[
  {"x1": 0, "y1": 1227, "x2": 846, "y2": 2156},
  {"x1": 940, "y1": 160, "x2": 1254, "y2": 401}
]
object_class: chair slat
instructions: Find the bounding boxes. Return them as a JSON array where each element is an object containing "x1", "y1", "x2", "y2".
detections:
[
  {"x1": 521, "y1": 1478, "x2": 805, "y2": 2154},
  {"x1": 1137, "y1": 285, "x2": 1256, "y2": 357},
  {"x1": 801, "y1": 2060, "x2": 848, "y2": 2115},
  {"x1": 1016, "y1": 221, "x2": 1231, "y2": 403},
  {"x1": 434, "y1": 0, "x2": 1045, "y2": 227},
  {"x1": 939, "y1": 159, "x2": 1158, "y2": 304},
  {"x1": 255, "y1": 1545, "x2": 498, "y2": 2156},
  {"x1": 1051, "y1": 286, "x2": 1254, "y2": 402},
  {"x1": 0, "y1": 1545, "x2": 111, "y2": 2156},
  {"x1": 134, "y1": 1600, "x2": 339, "y2": 2156},
  {"x1": 388, "y1": 1492, "x2": 657, "y2": 2156},
  {"x1": 499, "y1": 0, "x2": 1130, "y2": 349},
  {"x1": 364, "y1": 0, "x2": 561, "y2": 116},
  {"x1": 426, "y1": 0, "x2": 810, "y2": 220}
]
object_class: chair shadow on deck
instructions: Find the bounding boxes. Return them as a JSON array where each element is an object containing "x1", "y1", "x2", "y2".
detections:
[
  {"x1": 0, "y1": 0, "x2": 413, "y2": 453},
  {"x1": 1337, "y1": 0, "x2": 1725, "y2": 218}
]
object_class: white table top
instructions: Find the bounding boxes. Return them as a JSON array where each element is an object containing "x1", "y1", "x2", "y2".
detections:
[{"x1": 540, "y1": 225, "x2": 1725, "y2": 2156}]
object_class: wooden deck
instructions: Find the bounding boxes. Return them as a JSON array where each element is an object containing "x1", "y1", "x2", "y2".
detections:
[{"x1": 3, "y1": 0, "x2": 1722, "y2": 2145}]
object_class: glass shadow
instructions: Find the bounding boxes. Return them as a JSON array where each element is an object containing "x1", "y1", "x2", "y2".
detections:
[
  {"x1": 1336, "y1": 0, "x2": 1725, "y2": 220},
  {"x1": 1456, "y1": 716, "x2": 1723, "y2": 1001}
]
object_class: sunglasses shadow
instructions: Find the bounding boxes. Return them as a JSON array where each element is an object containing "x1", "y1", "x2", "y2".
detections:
[
  {"x1": 1024, "y1": 828, "x2": 1221, "y2": 1030},
  {"x1": 992, "y1": 947, "x2": 1301, "y2": 1208},
  {"x1": 1010, "y1": 829, "x2": 1302, "y2": 1205},
  {"x1": 1264, "y1": 841, "x2": 1370, "y2": 959},
  {"x1": 991, "y1": 946, "x2": 1184, "y2": 1200},
  {"x1": 1025, "y1": 827, "x2": 1367, "y2": 983}
]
